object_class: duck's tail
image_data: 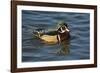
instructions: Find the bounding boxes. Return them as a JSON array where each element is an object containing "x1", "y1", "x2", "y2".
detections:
[{"x1": 33, "y1": 30, "x2": 44, "y2": 38}]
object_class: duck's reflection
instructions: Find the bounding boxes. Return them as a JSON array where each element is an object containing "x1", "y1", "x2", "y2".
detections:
[{"x1": 56, "y1": 39, "x2": 70, "y2": 55}]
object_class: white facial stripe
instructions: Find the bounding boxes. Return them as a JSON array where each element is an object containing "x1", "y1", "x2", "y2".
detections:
[{"x1": 60, "y1": 27, "x2": 69, "y2": 33}]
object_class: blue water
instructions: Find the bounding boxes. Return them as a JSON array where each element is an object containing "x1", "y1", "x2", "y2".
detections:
[{"x1": 22, "y1": 10, "x2": 90, "y2": 62}]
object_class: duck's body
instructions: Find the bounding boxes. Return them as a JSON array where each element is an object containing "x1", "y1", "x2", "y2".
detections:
[{"x1": 33, "y1": 22, "x2": 70, "y2": 44}]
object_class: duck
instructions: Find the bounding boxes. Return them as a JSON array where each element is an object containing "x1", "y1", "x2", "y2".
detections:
[{"x1": 33, "y1": 22, "x2": 70, "y2": 44}]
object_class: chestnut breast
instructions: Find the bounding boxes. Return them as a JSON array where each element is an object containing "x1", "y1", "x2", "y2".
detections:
[{"x1": 58, "y1": 31, "x2": 70, "y2": 41}]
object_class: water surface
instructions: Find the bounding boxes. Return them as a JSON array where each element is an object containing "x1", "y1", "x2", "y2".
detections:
[{"x1": 22, "y1": 10, "x2": 90, "y2": 62}]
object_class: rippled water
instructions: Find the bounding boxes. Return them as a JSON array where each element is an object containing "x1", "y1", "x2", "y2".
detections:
[{"x1": 22, "y1": 10, "x2": 90, "y2": 62}]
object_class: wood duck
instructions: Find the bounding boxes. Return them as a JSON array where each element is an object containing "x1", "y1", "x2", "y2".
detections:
[{"x1": 33, "y1": 22, "x2": 70, "y2": 44}]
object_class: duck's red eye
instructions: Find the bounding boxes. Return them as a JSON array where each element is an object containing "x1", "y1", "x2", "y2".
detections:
[
  {"x1": 62, "y1": 26, "x2": 65, "y2": 30},
  {"x1": 58, "y1": 28, "x2": 61, "y2": 32}
]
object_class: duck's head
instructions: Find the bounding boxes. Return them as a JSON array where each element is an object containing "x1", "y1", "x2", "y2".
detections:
[
  {"x1": 57, "y1": 22, "x2": 70, "y2": 34},
  {"x1": 57, "y1": 22, "x2": 70, "y2": 42}
]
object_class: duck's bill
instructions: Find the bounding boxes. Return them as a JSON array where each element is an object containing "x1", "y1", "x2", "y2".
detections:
[{"x1": 66, "y1": 28, "x2": 70, "y2": 32}]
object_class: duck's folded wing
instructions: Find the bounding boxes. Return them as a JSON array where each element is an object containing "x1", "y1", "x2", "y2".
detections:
[{"x1": 40, "y1": 35, "x2": 58, "y2": 43}]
